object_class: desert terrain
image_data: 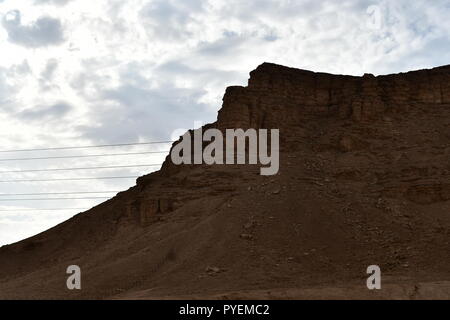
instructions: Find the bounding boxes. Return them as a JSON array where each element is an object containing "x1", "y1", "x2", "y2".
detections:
[{"x1": 0, "y1": 63, "x2": 449, "y2": 299}]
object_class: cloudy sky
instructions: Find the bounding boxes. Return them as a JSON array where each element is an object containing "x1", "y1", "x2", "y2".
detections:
[{"x1": 0, "y1": 0, "x2": 449, "y2": 245}]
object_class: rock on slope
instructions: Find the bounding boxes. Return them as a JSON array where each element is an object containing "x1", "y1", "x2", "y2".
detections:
[{"x1": 0, "y1": 63, "x2": 449, "y2": 299}]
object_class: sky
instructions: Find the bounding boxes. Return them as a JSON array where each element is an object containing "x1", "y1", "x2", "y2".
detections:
[{"x1": 0, "y1": 0, "x2": 449, "y2": 246}]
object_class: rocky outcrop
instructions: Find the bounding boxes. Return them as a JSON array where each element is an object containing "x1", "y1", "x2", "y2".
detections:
[
  {"x1": 159, "y1": 62, "x2": 450, "y2": 177},
  {"x1": 217, "y1": 63, "x2": 450, "y2": 129},
  {"x1": 126, "y1": 197, "x2": 174, "y2": 226},
  {"x1": 1, "y1": 62, "x2": 449, "y2": 300}
]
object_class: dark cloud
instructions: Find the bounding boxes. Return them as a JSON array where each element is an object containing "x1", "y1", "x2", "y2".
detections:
[
  {"x1": 374, "y1": 35, "x2": 450, "y2": 74},
  {"x1": 215, "y1": 0, "x2": 326, "y2": 23},
  {"x1": 156, "y1": 60, "x2": 242, "y2": 88},
  {"x1": 0, "y1": 69, "x2": 9, "y2": 106},
  {"x1": 9, "y1": 60, "x2": 31, "y2": 76},
  {"x1": 196, "y1": 32, "x2": 247, "y2": 56},
  {"x1": 41, "y1": 59, "x2": 58, "y2": 81},
  {"x1": 78, "y1": 83, "x2": 215, "y2": 143},
  {"x1": 18, "y1": 102, "x2": 72, "y2": 121},
  {"x1": 39, "y1": 59, "x2": 59, "y2": 91},
  {"x1": 139, "y1": 0, "x2": 205, "y2": 40},
  {"x1": 68, "y1": 58, "x2": 239, "y2": 144},
  {"x1": 2, "y1": 10, "x2": 65, "y2": 47},
  {"x1": 0, "y1": 62, "x2": 30, "y2": 109}
]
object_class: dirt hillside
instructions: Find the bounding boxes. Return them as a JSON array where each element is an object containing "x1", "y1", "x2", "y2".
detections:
[{"x1": 0, "y1": 63, "x2": 449, "y2": 299}]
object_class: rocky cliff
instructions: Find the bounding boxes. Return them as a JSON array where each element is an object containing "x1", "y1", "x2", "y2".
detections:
[
  {"x1": 0, "y1": 63, "x2": 449, "y2": 299},
  {"x1": 218, "y1": 63, "x2": 450, "y2": 127}
]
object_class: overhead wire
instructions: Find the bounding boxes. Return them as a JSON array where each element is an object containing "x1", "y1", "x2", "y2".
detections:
[
  {"x1": 0, "y1": 140, "x2": 171, "y2": 212},
  {"x1": 0, "y1": 151, "x2": 169, "y2": 162},
  {"x1": 0, "y1": 164, "x2": 162, "y2": 173},
  {"x1": 0, "y1": 140, "x2": 175, "y2": 153},
  {"x1": 0, "y1": 176, "x2": 140, "y2": 183},
  {"x1": 0, "y1": 197, "x2": 112, "y2": 201}
]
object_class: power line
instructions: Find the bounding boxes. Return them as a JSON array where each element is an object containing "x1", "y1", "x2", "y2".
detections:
[
  {"x1": 0, "y1": 208, "x2": 88, "y2": 212},
  {"x1": 0, "y1": 191, "x2": 121, "y2": 196},
  {"x1": 0, "y1": 164, "x2": 162, "y2": 173},
  {"x1": 0, "y1": 197, "x2": 110, "y2": 201},
  {"x1": 0, "y1": 151, "x2": 169, "y2": 162},
  {"x1": 0, "y1": 141, "x2": 175, "y2": 153},
  {"x1": 0, "y1": 176, "x2": 139, "y2": 183}
]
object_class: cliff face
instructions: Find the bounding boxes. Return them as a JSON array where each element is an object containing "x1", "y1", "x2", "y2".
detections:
[
  {"x1": 0, "y1": 63, "x2": 449, "y2": 299},
  {"x1": 218, "y1": 63, "x2": 450, "y2": 128}
]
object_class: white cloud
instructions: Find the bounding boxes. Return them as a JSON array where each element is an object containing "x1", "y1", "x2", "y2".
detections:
[{"x1": 34, "y1": 0, "x2": 73, "y2": 6}]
